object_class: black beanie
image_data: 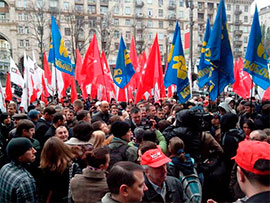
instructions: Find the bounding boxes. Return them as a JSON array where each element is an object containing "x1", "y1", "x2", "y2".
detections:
[
  {"x1": 0, "y1": 112, "x2": 9, "y2": 123},
  {"x1": 6, "y1": 138, "x2": 33, "y2": 161},
  {"x1": 110, "y1": 121, "x2": 130, "y2": 138}
]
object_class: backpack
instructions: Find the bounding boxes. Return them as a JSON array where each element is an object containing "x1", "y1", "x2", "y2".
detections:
[
  {"x1": 169, "y1": 162, "x2": 202, "y2": 203},
  {"x1": 108, "y1": 144, "x2": 129, "y2": 170}
]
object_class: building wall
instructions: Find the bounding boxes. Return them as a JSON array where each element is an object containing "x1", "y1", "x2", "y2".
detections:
[{"x1": 0, "y1": 0, "x2": 253, "y2": 78}]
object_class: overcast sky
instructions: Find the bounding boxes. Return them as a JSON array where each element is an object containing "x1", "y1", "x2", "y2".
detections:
[{"x1": 251, "y1": 0, "x2": 270, "y2": 13}]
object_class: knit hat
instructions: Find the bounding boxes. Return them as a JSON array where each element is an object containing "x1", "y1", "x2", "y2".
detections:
[
  {"x1": 6, "y1": 138, "x2": 33, "y2": 161},
  {"x1": 28, "y1": 109, "x2": 40, "y2": 119},
  {"x1": 110, "y1": 121, "x2": 130, "y2": 138},
  {"x1": 0, "y1": 112, "x2": 9, "y2": 123}
]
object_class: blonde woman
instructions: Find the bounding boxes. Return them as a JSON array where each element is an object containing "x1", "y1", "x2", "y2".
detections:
[
  {"x1": 90, "y1": 130, "x2": 106, "y2": 148},
  {"x1": 39, "y1": 137, "x2": 81, "y2": 202}
]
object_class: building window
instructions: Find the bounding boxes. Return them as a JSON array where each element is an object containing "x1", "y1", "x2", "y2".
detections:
[
  {"x1": 158, "y1": 9, "x2": 163, "y2": 17},
  {"x1": 125, "y1": 31, "x2": 131, "y2": 40},
  {"x1": 227, "y1": 4, "x2": 231, "y2": 11},
  {"x1": 198, "y1": 2, "x2": 203, "y2": 9},
  {"x1": 158, "y1": 33, "x2": 163, "y2": 40},
  {"x1": 65, "y1": 28, "x2": 70, "y2": 36},
  {"x1": 88, "y1": 5, "x2": 96, "y2": 14},
  {"x1": 19, "y1": 40, "x2": 24, "y2": 47},
  {"x1": 207, "y1": 3, "x2": 213, "y2": 10},
  {"x1": 125, "y1": 0, "x2": 130, "y2": 2},
  {"x1": 24, "y1": 0, "x2": 29, "y2": 8},
  {"x1": 18, "y1": 26, "x2": 23, "y2": 34},
  {"x1": 24, "y1": 27, "x2": 29, "y2": 34},
  {"x1": 49, "y1": 0, "x2": 57, "y2": 8},
  {"x1": 243, "y1": 26, "x2": 248, "y2": 33},
  {"x1": 147, "y1": 0, "x2": 152, "y2": 4},
  {"x1": 18, "y1": 13, "x2": 23, "y2": 21},
  {"x1": 64, "y1": 2, "x2": 69, "y2": 10},
  {"x1": 114, "y1": 18, "x2": 119, "y2": 25},
  {"x1": 125, "y1": 7, "x2": 131, "y2": 15},
  {"x1": 148, "y1": 8, "x2": 152, "y2": 16},
  {"x1": 0, "y1": 2, "x2": 5, "y2": 7},
  {"x1": 244, "y1": 5, "x2": 248, "y2": 12},
  {"x1": 125, "y1": 19, "x2": 130, "y2": 26},
  {"x1": 179, "y1": 11, "x2": 184, "y2": 19},
  {"x1": 89, "y1": 18, "x2": 96, "y2": 27},
  {"x1": 148, "y1": 32, "x2": 153, "y2": 39},
  {"x1": 100, "y1": 6, "x2": 108, "y2": 14},
  {"x1": 179, "y1": 0, "x2": 184, "y2": 7},
  {"x1": 148, "y1": 20, "x2": 153, "y2": 27},
  {"x1": 75, "y1": 5, "x2": 83, "y2": 12},
  {"x1": 244, "y1": 36, "x2": 248, "y2": 43},
  {"x1": 114, "y1": 30, "x2": 120, "y2": 38},
  {"x1": 198, "y1": 13, "x2": 204, "y2": 21},
  {"x1": 158, "y1": 0, "x2": 163, "y2": 6},
  {"x1": 65, "y1": 40, "x2": 71, "y2": 49},
  {"x1": 227, "y1": 15, "x2": 230, "y2": 22},
  {"x1": 17, "y1": 0, "x2": 23, "y2": 7},
  {"x1": 244, "y1": 16, "x2": 248, "y2": 23},
  {"x1": 25, "y1": 40, "x2": 30, "y2": 47},
  {"x1": 24, "y1": 13, "x2": 29, "y2": 21},
  {"x1": 158, "y1": 21, "x2": 163, "y2": 28},
  {"x1": 236, "y1": 5, "x2": 240, "y2": 11},
  {"x1": 114, "y1": 6, "x2": 119, "y2": 14}
]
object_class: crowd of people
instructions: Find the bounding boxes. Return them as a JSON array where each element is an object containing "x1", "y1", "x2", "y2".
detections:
[{"x1": 0, "y1": 94, "x2": 269, "y2": 203}]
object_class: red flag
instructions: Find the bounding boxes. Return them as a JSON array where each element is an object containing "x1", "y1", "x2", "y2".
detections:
[
  {"x1": 44, "y1": 52, "x2": 52, "y2": 85},
  {"x1": 184, "y1": 24, "x2": 190, "y2": 49},
  {"x1": 75, "y1": 49, "x2": 84, "y2": 86},
  {"x1": 81, "y1": 34, "x2": 102, "y2": 99},
  {"x1": 263, "y1": 87, "x2": 270, "y2": 101},
  {"x1": 5, "y1": 73, "x2": 12, "y2": 101},
  {"x1": 117, "y1": 87, "x2": 127, "y2": 102},
  {"x1": 41, "y1": 74, "x2": 48, "y2": 105},
  {"x1": 30, "y1": 76, "x2": 37, "y2": 103},
  {"x1": 61, "y1": 72, "x2": 71, "y2": 99},
  {"x1": 130, "y1": 36, "x2": 138, "y2": 71},
  {"x1": 135, "y1": 35, "x2": 165, "y2": 103},
  {"x1": 70, "y1": 76, "x2": 78, "y2": 103},
  {"x1": 232, "y1": 58, "x2": 253, "y2": 98}
]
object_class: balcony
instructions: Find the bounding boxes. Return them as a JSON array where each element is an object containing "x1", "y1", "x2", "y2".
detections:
[
  {"x1": 207, "y1": 8, "x2": 214, "y2": 14},
  {"x1": 198, "y1": 18, "x2": 204, "y2": 23},
  {"x1": 234, "y1": 30, "x2": 243, "y2": 36},
  {"x1": 137, "y1": 37, "x2": 144, "y2": 43},
  {"x1": 136, "y1": 23, "x2": 144, "y2": 30},
  {"x1": 198, "y1": 7, "x2": 205, "y2": 12},
  {"x1": 168, "y1": 3, "x2": 176, "y2": 10},
  {"x1": 168, "y1": 13, "x2": 176, "y2": 20},
  {"x1": 234, "y1": 51, "x2": 243, "y2": 57},
  {"x1": 75, "y1": 0, "x2": 84, "y2": 4},
  {"x1": 136, "y1": 0, "x2": 144, "y2": 7},
  {"x1": 233, "y1": 40, "x2": 242, "y2": 47},
  {"x1": 136, "y1": 13, "x2": 144, "y2": 18},
  {"x1": 234, "y1": 10, "x2": 242, "y2": 15},
  {"x1": 235, "y1": 20, "x2": 242, "y2": 25},
  {"x1": 100, "y1": 0, "x2": 109, "y2": 5}
]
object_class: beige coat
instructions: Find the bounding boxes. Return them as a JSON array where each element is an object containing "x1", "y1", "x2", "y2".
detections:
[{"x1": 70, "y1": 168, "x2": 109, "y2": 203}]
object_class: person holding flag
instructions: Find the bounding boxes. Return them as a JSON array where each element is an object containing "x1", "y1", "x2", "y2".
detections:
[
  {"x1": 164, "y1": 22, "x2": 191, "y2": 103},
  {"x1": 204, "y1": 0, "x2": 234, "y2": 101}
]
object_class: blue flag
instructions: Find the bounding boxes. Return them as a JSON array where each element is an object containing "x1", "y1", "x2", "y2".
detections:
[
  {"x1": 198, "y1": 18, "x2": 212, "y2": 88},
  {"x1": 204, "y1": 0, "x2": 234, "y2": 101},
  {"x1": 49, "y1": 16, "x2": 74, "y2": 76},
  {"x1": 244, "y1": 6, "x2": 270, "y2": 90},
  {"x1": 164, "y1": 22, "x2": 191, "y2": 103},
  {"x1": 113, "y1": 36, "x2": 135, "y2": 89}
]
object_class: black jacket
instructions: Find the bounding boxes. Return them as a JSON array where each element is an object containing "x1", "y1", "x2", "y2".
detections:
[
  {"x1": 142, "y1": 175, "x2": 185, "y2": 203},
  {"x1": 35, "y1": 118, "x2": 51, "y2": 147},
  {"x1": 163, "y1": 126, "x2": 201, "y2": 163},
  {"x1": 92, "y1": 112, "x2": 112, "y2": 124}
]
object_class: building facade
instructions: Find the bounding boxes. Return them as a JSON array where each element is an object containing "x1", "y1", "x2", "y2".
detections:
[{"x1": 0, "y1": 0, "x2": 253, "y2": 85}]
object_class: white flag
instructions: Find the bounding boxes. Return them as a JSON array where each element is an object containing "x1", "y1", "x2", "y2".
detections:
[
  {"x1": 10, "y1": 57, "x2": 24, "y2": 87},
  {"x1": 0, "y1": 82, "x2": 6, "y2": 112}
]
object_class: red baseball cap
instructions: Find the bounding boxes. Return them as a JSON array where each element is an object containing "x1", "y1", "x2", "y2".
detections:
[
  {"x1": 141, "y1": 148, "x2": 171, "y2": 168},
  {"x1": 232, "y1": 140, "x2": 270, "y2": 175}
]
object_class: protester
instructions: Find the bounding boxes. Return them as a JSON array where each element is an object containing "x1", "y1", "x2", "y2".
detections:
[
  {"x1": 140, "y1": 148, "x2": 185, "y2": 202},
  {"x1": 101, "y1": 161, "x2": 147, "y2": 203},
  {"x1": 55, "y1": 126, "x2": 69, "y2": 142},
  {"x1": 39, "y1": 137, "x2": 81, "y2": 202},
  {"x1": 70, "y1": 147, "x2": 110, "y2": 203},
  {"x1": 0, "y1": 138, "x2": 38, "y2": 202},
  {"x1": 92, "y1": 101, "x2": 112, "y2": 124}
]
